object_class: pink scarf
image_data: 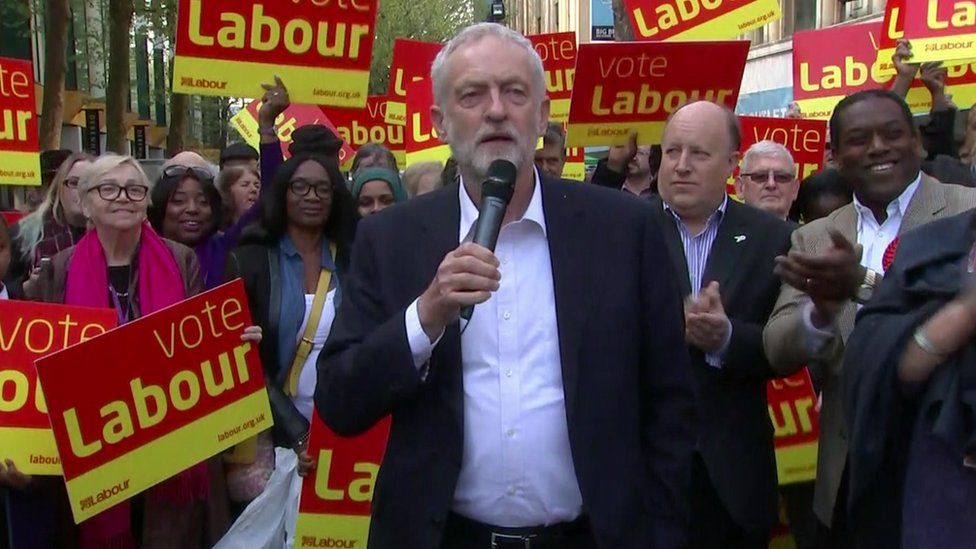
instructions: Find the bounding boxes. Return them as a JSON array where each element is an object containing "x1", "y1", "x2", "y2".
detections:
[{"x1": 65, "y1": 223, "x2": 209, "y2": 548}]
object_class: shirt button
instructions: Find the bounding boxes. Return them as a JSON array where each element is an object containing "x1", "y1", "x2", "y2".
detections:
[
  {"x1": 501, "y1": 257, "x2": 509, "y2": 265},
  {"x1": 507, "y1": 486, "x2": 517, "y2": 496},
  {"x1": 503, "y1": 311, "x2": 511, "y2": 320},
  {"x1": 506, "y1": 428, "x2": 516, "y2": 438},
  {"x1": 506, "y1": 369, "x2": 513, "y2": 377}
]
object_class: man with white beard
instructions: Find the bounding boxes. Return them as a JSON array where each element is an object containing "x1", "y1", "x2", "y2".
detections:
[{"x1": 316, "y1": 22, "x2": 696, "y2": 549}]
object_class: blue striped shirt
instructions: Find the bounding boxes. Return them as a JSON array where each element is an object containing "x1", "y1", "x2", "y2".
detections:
[
  {"x1": 663, "y1": 196, "x2": 731, "y2": 368},
  {"x1": 663, "y1": 196, "x2": 729, "y2": 296}
]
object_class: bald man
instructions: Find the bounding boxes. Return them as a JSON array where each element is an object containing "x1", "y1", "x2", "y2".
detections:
[{"x1": 652, "y1": 101, "x2": 793, "y2": 548}]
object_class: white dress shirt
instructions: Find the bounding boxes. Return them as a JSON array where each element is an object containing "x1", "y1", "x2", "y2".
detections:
[
  {"x1": 404, "y1": 171, "x2": 583, "y2": 527},
  {"x1": 802, "y1": 172, "x2": 921, "y2": 346}
]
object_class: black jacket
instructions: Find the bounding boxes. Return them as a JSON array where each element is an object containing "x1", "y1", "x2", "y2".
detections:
[
  {"x1": 316, "y1": 177, "x2": 697, "y2": 548},
  {"x1": 650, "y1": 195, "x2": 794, "y2": 531}
]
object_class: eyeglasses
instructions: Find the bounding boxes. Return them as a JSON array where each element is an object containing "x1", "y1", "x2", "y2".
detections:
[
  {"x1": 63, "y1": 177, "x2": 80, "y2": 189},
  {"x1": 289, "y1": 180, "x2": 332, "y2": 198},
  {"x1": 89, "y1": 183, "x2": 149, "y2": 202},
  {"x1": 162, "y1": 165, "x2": 213, "y2": 184},
  {"x1": 740, "y1": 171, "x2": 795, "y2": 184}
]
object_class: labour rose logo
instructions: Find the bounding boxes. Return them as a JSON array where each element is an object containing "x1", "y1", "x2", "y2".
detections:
[{"x1": 882, "y1": 236, "x2": 899, "y2": 272}]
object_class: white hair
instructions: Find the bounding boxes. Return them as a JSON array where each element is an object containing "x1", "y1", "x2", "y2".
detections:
[
  {"x1": 79, "y1": 154, "x2": 153, "y2": 203},
  {"x1": 430, "y1": 22, "x2": 546, "y2": 106},
  {"x1": 741, "y1": 140, "x2": 796, "y2": 174}
]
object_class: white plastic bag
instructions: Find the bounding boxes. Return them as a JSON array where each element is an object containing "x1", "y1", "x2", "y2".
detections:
[{"x1": 214, "y1": 448, "x2": 302, "y2": 549}]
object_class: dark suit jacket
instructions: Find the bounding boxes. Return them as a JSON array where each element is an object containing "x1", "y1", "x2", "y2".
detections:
[
  {"x1": 649, "y1": 195, "x2": 793, "y2": 532},
  {"x1": 316, "y1": 176, "x2": 697, "y2": 549}
]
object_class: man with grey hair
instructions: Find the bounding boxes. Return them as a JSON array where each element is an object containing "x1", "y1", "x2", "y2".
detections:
[
  {"x1": 317, "y1": 22, "x2": 696, "y2": 549},
  {"x1": 735, "y1": 140, "x2": 800, "y2": 221},
  {"x1": 534, "y1": 121, "x2": 568, "y2": 178}
]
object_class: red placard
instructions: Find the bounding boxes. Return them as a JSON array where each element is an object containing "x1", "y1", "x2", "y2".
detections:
[
  {"x1": 1, "y1": 210, "x2": 25, "y2": 226},
  {"x1": 904, "y1": 0, "x2": 976, "y2": 63},
  {"x1": 405, "y1": 79, "x2": 451, "y2": 167},
  {"x1": 625, "y1": 0, "x2": 781, "y2": 41},
  {"x1": 566, "y1": 41, "x2": 748, "y2": 147},
  {"x1": 386, "y1": 39, "x2": 443, "y2": 126},
  {"x1": 230, "y1": 101, "x2": 355, "y2": 165},
  {"x1": 172, "y1": 0, "x2": 377, "y2": 106},
  {"x1": 527, "y1": 32, "x2": 577, "y2": 123},
  {"x1": 293, "y1": 410, "x2": 390, "y2": 546},
  {"x1": 766, "y1": 369, "x2": 819, "y2": 484},
  {"x1": 35, "y1": 280, "x2": 273, "y2": 522},
  {"x1": 737, "y1": 116, "x2": 827, "y2": 182},
  {"x1": 794, "y1": 21, "x2": 976, "y2": 119},
  {"x1": 876, "y1": 0, "x2": 905, "y2": 66},
  {"x1": 0, "y1": 56, "x2": 41, "y2": 185},
  {"x1": 328, "y1": 96, "x2": 406, "y2": 168},
  {"x1": 0, "y1": 301, "x2": 116, "y2": 475}
]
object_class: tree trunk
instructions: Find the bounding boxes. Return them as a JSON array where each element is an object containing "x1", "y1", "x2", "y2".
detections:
[
  {"x1": 105, "y1": 0, "x2": 133, "y2": 154},
  {"x1": 612, "y1": 0, "x2": 634, "y2": 41},
  {"x1": 166, "y1": 92, "x2": 188, "y2": 156},
  {"x1": 38, "y1": 0, "x2": 70, "y2": 150}
]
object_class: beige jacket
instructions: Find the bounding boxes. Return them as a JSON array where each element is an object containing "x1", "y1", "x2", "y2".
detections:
[{"x1": 763, "y1": 174, "x2": 976, "y2": 526}]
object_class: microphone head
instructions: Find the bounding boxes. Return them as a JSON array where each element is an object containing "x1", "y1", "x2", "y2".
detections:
[{"x1": 483, "y1": 159, "x2": 517, "y2": 203}]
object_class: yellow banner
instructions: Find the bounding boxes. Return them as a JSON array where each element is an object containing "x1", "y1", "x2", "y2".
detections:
[
  {"x1": 406, "y1": 144, "x2": 452, "y2": 167},
  {"x1": 550, "y1": 98, "x2": 570, "y2": 124},
  {"x1": 631, "y1": 0, "x2": 781, "y2": 41},
  {"x1": 566, "y1": 121, "x2": 665, "y2": 148},
  {"x1": 229, "y1": 110, "x2": 260, "y2": 149},
  {"x1": 562, "y1": 161, "x2": 585, "y2": 181},
  {"x1": 0, "y1": 151, "x2": 42, "y2": 186},
  {"x1": 65, "y1": 390, "x2": 271, "y2": 522},
  {"x1": 294, "y1": 513, "x2": 371, "y2": 548},
  {"x1": 173, "y1": 56, "x2": 369, "y2": 107},
  {"x1": 909, "y1": 34, "x2": 976, "y2": 63},
  {"x1": 775, "y1": 441, "x2": 819, "y2": 485},
  {"x1": 2, "y1": 427, "x2": 61, "y2": 475},
  {"x1": 385, "y1": 102, "x2": 407, "y2": 126}
]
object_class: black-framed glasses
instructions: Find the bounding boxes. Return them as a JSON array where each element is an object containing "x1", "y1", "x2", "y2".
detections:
[
  {"x1": 740, "y1": 171, "x2": 795, "y2": 184},
  {"x1": 89, "y1": 184, "x2": 149, "y2": 202},
  {"x1": 162, "y1": 165, "x2": 213, "y2": 184},
  {"x1": 289, "y1": 180, "x2": 332, "y2": 198},
  {"x1": 63, "y1": 177, "x2": 80, "y2": 189}
]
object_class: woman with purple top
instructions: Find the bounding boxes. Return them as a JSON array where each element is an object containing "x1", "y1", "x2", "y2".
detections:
[{"x1": 147, "y1": 80, "x2": 291, "y2": 288}]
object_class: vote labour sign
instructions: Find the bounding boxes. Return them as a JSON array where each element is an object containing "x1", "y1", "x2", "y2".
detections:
[
  {"x1": 0, "y1": 56, "x2": 41, "y2": 186},
  {"x1": 737, "y1": 117, "x2": 827, "y2": 182},
  {"x1": 293, "y1": 411, "x2": 390, "y2": 547},
  {"x1": 34, "y1": 280, "x2": 273, "y2": 522},
  {"x1": 405, "y1": 79, "x2": 451, "y2": 167},
  {"x1": 386, "y1": 39, "x2": 443, "y2": 126},
  {"x1": 328, "y1": 96, "x2": 406, "y2": 168},
  {"x1": 904, "y1": 0, "x2": 976, "y2": 63},
  {"x1": 793, "y1": 21, "x2": 976, "y2": 119},
  {"x1": 566, "y1": 41, "x2": 748, "y2": 147},
  {"x1": 0, "y1": 301, "x2": 116, "y2": 475},
  {"x1": 767, "y1": 369, "x2": 819, "y2": 485},
  {"x1": 172, "y1": 0, "x2": 377, "y2": 107},
  {"x1": 624, "y1": 0, "x2": 781, "y2": 41},
  {"x1": 527, "y1": 33, "x2": 577, "y2": 123},
  {"x1": 229, "y1": 100, "x2": 355, "y2": 164}
]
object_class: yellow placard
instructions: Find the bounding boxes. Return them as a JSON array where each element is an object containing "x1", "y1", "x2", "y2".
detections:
[
  {"x1": 65, "y1": 390, "x2": 271, "y2": 522},
  {"x1": 173, "y1": 57, "x2": 369, "y2": 107},
  {"x1": 630, "y1": 0, "x2": 780, "y2": 41},
  {"x1": 566, "y1": 121, "x2": 666, "y2": 148},
  {"x1": 1, "y1": 427, "x2": 61, "y2": 475},
  {"x1": 229, "y1": 109, "x2": 260, "y2": 149},
  {"x1": 775, "y1": 441, "x2": 819, "y2": 485},
  {"x1": 294, "y1": 513, "x2": 371, "y2": 548},
  {"x1": 561, "y1": 161, "x2": 585, "y2": 181},
  {"x1": 384, "y1": 102, "x2": 407, "y2": 127},
  {"x1": 0, "y1": 151, "x2": 42, "y2": 186},
  {"x1": 406, "y1": 144, "x2": 452, "y2": 167}
]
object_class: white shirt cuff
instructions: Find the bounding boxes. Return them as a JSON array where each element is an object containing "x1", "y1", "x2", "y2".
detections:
[
  {"x1": 705, "y1": 319, "x2": 733, "y2": 368},
  {"x1": 801, "y1": 300, "x2": 836, "y2": 355},
  {"x1": 405, "y1": 299, "x2": 443, "y2": 375}
]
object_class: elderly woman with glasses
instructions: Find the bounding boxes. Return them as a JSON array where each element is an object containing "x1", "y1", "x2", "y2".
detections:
[{"x1": 25, "y1": 154, "x2": 261, "y2": 548}]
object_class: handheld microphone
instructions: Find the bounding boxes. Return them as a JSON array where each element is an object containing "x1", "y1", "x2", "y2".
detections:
[{"x1": 460, "y1": 159, "x2": 517, "y2": 321}]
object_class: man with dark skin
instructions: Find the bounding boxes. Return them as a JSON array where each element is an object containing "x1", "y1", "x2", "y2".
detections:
[{"x1": 763, "y1": 89, "x2": 976, "y2": 545}]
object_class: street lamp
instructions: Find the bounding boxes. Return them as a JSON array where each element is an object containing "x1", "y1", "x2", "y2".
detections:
[{"x1": 488, "y1": 0, "x2": 505, "y2": 22}]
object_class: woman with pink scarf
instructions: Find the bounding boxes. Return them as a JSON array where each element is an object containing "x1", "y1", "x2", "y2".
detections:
[{"x1": 20, "y1": 154, "x2": 262, "y2": 548}]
